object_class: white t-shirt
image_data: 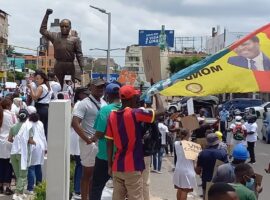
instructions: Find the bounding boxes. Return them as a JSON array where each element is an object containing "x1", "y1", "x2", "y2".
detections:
[
  {"x1": 158, "y1": 122, "x2": 169, "y2": 145},
  {"x1": 37, "y1": 84, "x2": 53, "y2": 104},
  {"x1": 73, "y1": 95, "x2": 107, "y2": 136},
  {"x1": 244, "y1": 122, "x2": 258, "y2": 142}
]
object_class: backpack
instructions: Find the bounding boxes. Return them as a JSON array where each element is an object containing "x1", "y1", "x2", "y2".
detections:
[
  {"x1": 232, "y1": 124, "x2": 245, "y2": 141},
  {"x1": 141, "y1": 122, "x2": 162, "y2": 156}
]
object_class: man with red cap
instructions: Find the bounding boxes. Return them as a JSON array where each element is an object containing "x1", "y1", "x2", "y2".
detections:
[{"x1": 106, "y1": 85, "x2": 165, "y2": 200}]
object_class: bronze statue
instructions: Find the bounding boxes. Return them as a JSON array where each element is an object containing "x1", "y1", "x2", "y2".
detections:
[{"x1": 40, "y1": 9, "x2": 84, "y2": 88}]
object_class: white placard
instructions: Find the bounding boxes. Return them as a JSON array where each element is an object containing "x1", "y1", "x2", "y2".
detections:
[
  {"x1": 5, "y1": 82, "x2": 17, "y2": 89},
  {"x1": 64, "y1": 75, "x2": 72, "y2": 81},
  {"x1": 187, "y1": 98, "x2": 194, "y2": 115}
]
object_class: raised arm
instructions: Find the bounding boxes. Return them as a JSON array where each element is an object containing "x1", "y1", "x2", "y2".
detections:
[
  {"x1": 40, "y1": 9, "x2": 54, "y2": 41},
  {"x1": 154, "y1": 94, "x2": 165, "y2": 118}
]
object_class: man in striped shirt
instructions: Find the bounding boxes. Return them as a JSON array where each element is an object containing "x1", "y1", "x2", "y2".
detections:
[{"x1": 106, "y1": 85, "x2": 165, "y2": 200}]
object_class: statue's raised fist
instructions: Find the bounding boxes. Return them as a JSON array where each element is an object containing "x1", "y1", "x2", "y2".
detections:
[{"x1": 46, "y1": 9, "x2": 53, "y2": 15}]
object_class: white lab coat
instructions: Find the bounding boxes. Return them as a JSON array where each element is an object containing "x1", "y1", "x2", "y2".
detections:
[
  {"x1": 0, "y1": 110, "x2": 17, "y2": 159},
  {"x1": 30, "y1": 121, "x2": 47, "y2": 165},
  {"x1": 10, "y1": 121, "x2": 33, "y2": 170}
]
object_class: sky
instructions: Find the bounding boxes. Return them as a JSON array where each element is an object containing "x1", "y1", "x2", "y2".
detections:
[{"x1": 2, "y1": 0, "x2": 270, "y2": 66}]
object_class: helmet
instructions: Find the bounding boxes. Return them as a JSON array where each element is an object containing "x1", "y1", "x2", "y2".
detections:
[
  {"x1": 215, "y1": 131, "x2": 223, "y2": 141},
  {"x1": 232, "y1": 144, "x2": 249, "y2": 160}
]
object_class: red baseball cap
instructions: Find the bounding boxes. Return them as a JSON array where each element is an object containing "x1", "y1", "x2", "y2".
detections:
[{"x1": 119, "y1": 85, "x2": 140, "y2": 100}]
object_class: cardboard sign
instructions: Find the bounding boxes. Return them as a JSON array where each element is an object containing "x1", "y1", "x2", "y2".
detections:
[
  {"x1": 181, "y1": 115, "x2": 199, "y2": 131},
  {"x1": 205, "y1": 182, "x2": 214, "y2": 200},
  {"x1": 255, "y1": 173, "x2": 263, "y2": 186},
  {"x1": 64, "y1": 75, "x2": 72, "y2": 81},
  {"x1": 181, "y1": 140, "x2": 202, "y2": 160},
  {"x1": 81, "y1": 73, "x2": 90, "y2": 87},
  {"x1": 212, "y1": 160, "x2": 225, "y2": 178}
]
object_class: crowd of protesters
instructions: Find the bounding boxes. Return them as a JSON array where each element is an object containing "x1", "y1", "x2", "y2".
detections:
[{"x1": 0, "y1": 68, "x2": 268, "y2": 200}]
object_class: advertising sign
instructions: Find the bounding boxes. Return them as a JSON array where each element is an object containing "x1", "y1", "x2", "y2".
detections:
[
  {"x1": 91, "y1": 73, "x2": 119, "y2": 82},
  {"x1": 139, "y1": 30, "x2": 174, "y2": 47}
]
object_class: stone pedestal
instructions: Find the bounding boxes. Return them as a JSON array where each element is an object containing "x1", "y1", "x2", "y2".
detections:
[{"x1": 46, "y1": 100, "x2": 71, "y2": 200}]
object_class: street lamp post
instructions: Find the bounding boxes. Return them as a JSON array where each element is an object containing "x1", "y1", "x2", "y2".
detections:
[{"x1": 90, "y1": 5, "x2": 111, "y2": 81}]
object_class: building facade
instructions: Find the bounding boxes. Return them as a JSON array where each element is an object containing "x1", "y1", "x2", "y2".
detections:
[
  {"x1": 0, "y1": 9, "x2": 9, "y2": 81},
  {"x1": 206, "y1": 27, "x2": 248, "y2": 55},
  {"x1": 7, "y1": 57, "x2": 25, "y2": 71}
]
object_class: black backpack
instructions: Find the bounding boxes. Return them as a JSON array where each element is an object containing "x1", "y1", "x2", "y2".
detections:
[{"x1": 141, "y1": 122, "x2": 162, "y2": 156}]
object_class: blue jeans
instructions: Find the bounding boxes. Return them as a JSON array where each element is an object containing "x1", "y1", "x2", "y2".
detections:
[
  {"x1": 74, "y1": 155, "x2": 82, "y2": 194},
  {"x1": 153, "y1": 147, "x2": 164, "y2": 171},
  {"x1": 27, "y1": 165, "x2": 42, "y2": 191}
]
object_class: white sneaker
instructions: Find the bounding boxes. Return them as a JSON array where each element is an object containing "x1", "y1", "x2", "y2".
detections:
[
  {"x1": 72, "y1": 192, "x2": 81, "y2": 199},
  {"x1": 12, "y1": 194, "x2": 23, "y2": 200},
  {"x1": 25, "y1": 190, "x2": 34, "y2": 195},
  {"x1": 19, "y1": 194, "x2": 28, "y2": 200}
]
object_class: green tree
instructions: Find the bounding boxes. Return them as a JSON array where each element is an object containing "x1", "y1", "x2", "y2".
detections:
[
  {"x1": 168, "y1": 56, "x2": 203, "y2": 75},
  {"x1": 15, "y1": 71, "x2": 26, "y2": 80},
  {"x1": 25, "y1": 63, "x2": 37, "y2": 71},
  {"x1": 7, "y1": 71, "x2": 25, "y2": 82}
]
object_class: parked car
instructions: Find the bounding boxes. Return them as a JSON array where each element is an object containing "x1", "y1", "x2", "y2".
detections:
[
  {"x1": 245, "y1": 102, "x2": 270, "y2": 119},
  {"x1": 220, "y1": 98, "x2": 264, "y2": 113},
  {"x1": 262, "y1": 115, "x2": 270, "y2": 143},
  {"x1": 166, "y1": 100, "x2": 182, "y2": 113},
  {"x1": 167, "y1": 96, "x2": 219, "y2": 116}
]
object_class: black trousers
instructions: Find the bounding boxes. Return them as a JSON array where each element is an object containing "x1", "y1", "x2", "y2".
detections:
[
  {"x1": 220, "y1": 121, "x2": 227, "y2": 142},
  {"x1": 0, "y1": 158, "x2": 13, "y2": 184},
  {"x1": 165, "y1": 135, "x2": 174, "y2": 154},
  {"x1": 247, "y1": 142, "x2": 256, "y2": 162},
  {"x1": 90, "y1": 157, "x2": 110, "y2": 200},
  {"x1": 35, "y1": 103, "x2": 49, "y2": 138}
]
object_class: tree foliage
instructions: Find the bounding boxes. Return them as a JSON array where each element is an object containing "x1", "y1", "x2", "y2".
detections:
[
  {"x1": 25, "y1": 63, "x2": 37, "y2": 71},
  {"x1": 7, "y1": 71, "x2": 26, "y2": 82},
  {"x1": 168, "y1": 56, "x2": 203, "y2": 75}
]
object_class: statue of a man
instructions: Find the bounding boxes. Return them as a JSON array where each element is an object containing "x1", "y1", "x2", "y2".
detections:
[{"x1": 40, "y1": 9, "x2": 84, "y2": 88}]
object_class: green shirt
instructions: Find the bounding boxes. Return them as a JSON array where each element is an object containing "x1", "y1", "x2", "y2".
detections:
[
  {"x1": 231, "y1": 183, "x2": 257, "y2": 200},
  {"x1": 9, "y1": 122, "x2": 23, "y2": 137},
  {"x1": 94, "y1": 103, "x2": 121, "y2": 160}
]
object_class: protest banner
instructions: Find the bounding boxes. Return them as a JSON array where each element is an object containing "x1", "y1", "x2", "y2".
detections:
[
  {"x1": 181, "y1": 140, "x2": 202, "y2": 160},
  {"x1": 212, "y1": 159, "x2": 225, "y2": 178},
  {"x1": 181, "y1": 115, "x2": 199, "y2": 131}
]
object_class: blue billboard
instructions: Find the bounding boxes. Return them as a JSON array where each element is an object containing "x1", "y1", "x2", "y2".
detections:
[
  {"x1": 91, "y1": 73, "x2": 119, "y2": 82},
  {"x1": 138, "y1": 30, "x2": 174, "y2": 47}
]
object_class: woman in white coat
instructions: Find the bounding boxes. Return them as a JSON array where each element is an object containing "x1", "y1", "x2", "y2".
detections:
[
  {"x1": 0, "y1": 98, "x2": 17, "y2": 195},
  {"x1": 26, "y1": 106, "x2": 47, "y2": 193}
]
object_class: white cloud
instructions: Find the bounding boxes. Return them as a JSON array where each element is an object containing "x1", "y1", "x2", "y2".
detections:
[{"x1": 2, "y1": 0, "x2": 270, "y2": 66}]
